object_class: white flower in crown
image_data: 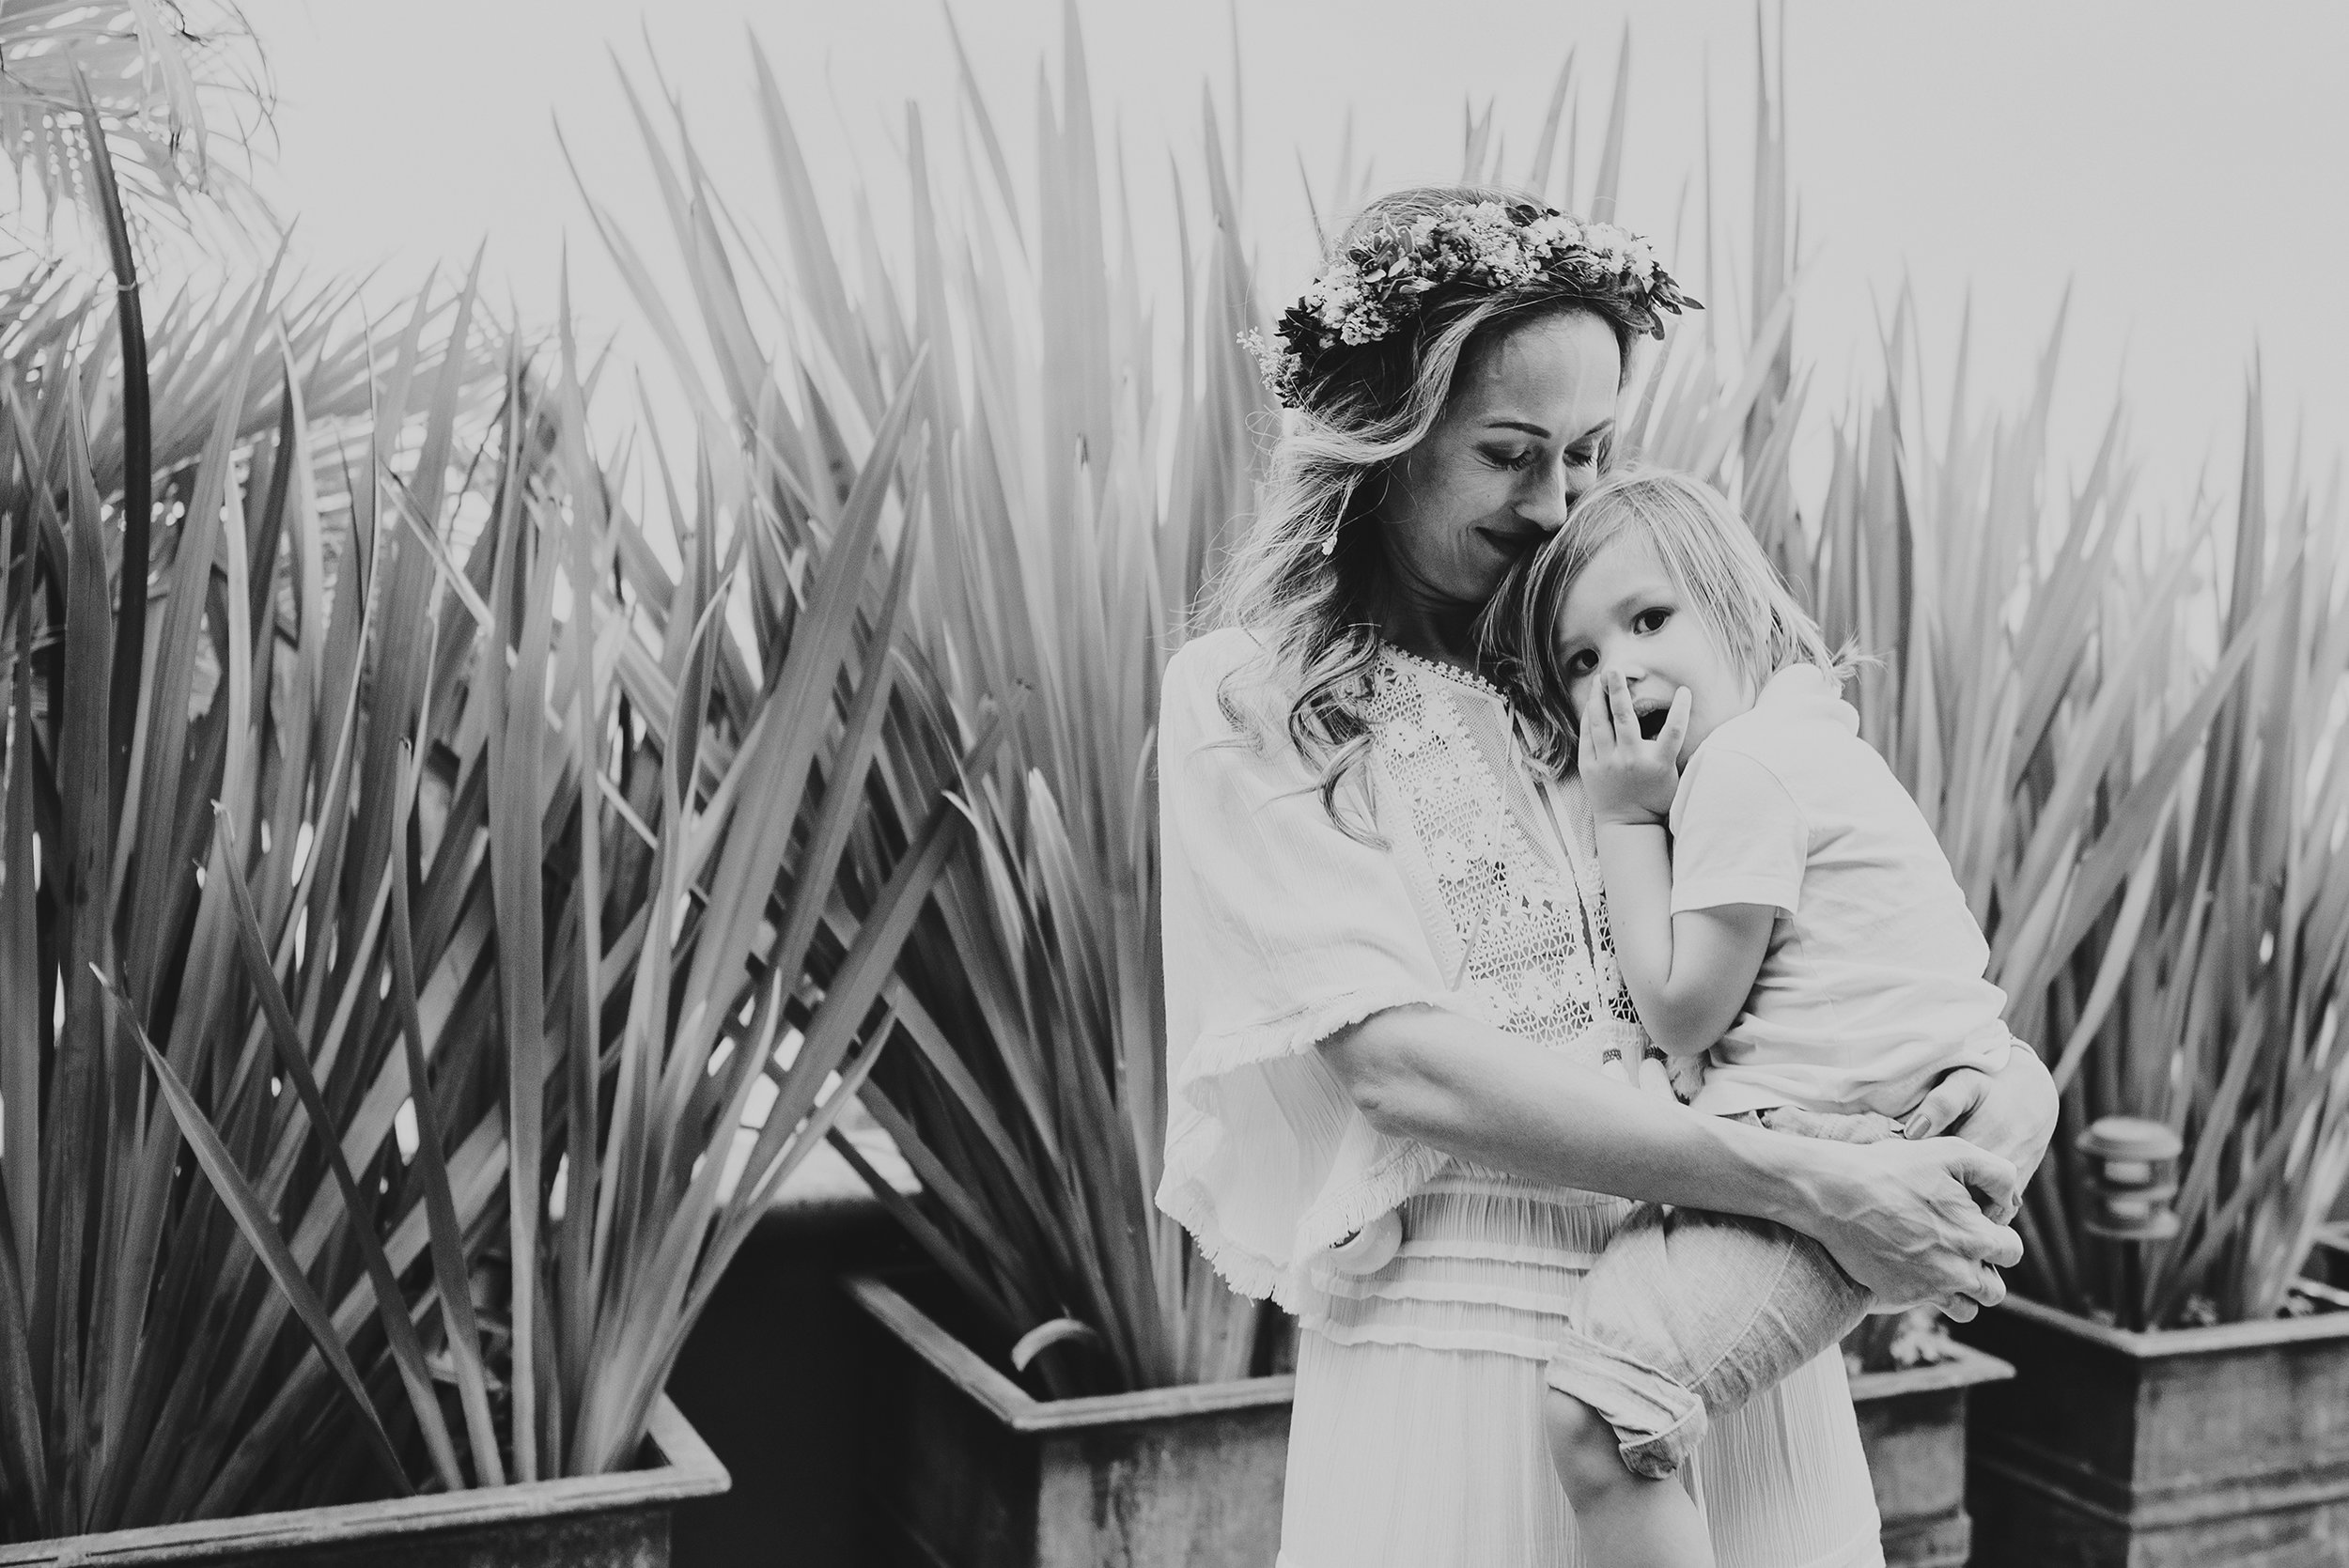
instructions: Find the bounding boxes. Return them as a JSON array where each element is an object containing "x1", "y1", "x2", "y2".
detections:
[
  {"x1": 1237, "y1": 330, "x2": 1302, "y2": 390},
  {"x1": 1310, "y1": 272, "x2": 1359, "y2": 328},
  {"x1": 1624, "y1": 234, "x2": 1657, "y2": 281},
  {"x1": 1522, "y1": 212, "x2": 1581, "y2": 256}
]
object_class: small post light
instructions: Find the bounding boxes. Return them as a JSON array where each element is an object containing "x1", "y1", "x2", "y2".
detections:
[
  {"x1": 2076, "y1": 1116, "x2": 2183, "y2": 1241},
  {"x1": 2077, "y1": 1115, "x2": 2183, "y2": 1330}
]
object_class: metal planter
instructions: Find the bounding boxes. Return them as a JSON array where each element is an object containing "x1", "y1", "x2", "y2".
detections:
[
  {"x1": 1960, "y1": 1293, "x2": 2349, "y2": 1566},
  {"x1": 1848, "y1": 1343, "x2": 2014, "y2": 1568},
  {"x1": 0, "y1": 1398, "x2": 728, "y2": 1568}
]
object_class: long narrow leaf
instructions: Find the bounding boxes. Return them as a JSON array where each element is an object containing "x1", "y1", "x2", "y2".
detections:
[{"x1": 104, "y1": 985, "x2": 412, "y2": 1498}]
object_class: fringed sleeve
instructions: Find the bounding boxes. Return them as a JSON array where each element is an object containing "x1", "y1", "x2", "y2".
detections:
[{"x1": 1154, "y1": 629, "x2": 1453, "y2": 1309}]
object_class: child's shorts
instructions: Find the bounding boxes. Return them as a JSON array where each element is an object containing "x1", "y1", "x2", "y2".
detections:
[{"x1": 1544, "y1": 1107, "x2": 1895, "y2": 1479}]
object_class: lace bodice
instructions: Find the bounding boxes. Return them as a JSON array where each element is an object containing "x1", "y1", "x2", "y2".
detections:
[{"x1": 1366, "y1": 647, "x2": 1652, "y2": 1079}]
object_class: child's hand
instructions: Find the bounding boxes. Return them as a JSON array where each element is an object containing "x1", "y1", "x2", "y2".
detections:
[{"x1": 1579, "y1": 671, "x2": 1690, "y2": 827}]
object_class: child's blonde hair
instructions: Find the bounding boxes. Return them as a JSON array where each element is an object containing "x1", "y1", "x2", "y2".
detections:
[{"x1": 1486, "y1": 465, "x2": 1856, "y2": 774}]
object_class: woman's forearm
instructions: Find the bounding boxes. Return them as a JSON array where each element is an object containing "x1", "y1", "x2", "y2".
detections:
[
  {"x1": 1323, "y1": 1002, "x2": 2026, "y2": 1312},
  {"x1": 1324, "y1": 1003, "x2": 1832, "y2": 1228}
]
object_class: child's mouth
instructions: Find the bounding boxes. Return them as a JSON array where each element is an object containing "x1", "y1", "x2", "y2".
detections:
[{"x1": 1636, "y1": 707, "x2": 1669, "y2": 741}]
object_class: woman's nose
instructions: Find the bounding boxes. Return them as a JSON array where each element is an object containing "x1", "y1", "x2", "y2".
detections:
[
  {"x1": 1523, "y1": 454, "x2": 1600, "y2": 532},
  {"x1": 1516, "y1": 469, "x2": 1571, "y2": 533}
]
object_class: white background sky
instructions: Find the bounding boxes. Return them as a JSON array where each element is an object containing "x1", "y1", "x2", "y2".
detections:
[{"x1": 237, "y1": 0, "x2": 2347, "y2": 515}]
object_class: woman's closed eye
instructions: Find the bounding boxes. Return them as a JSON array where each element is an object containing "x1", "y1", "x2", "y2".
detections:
[{"x1": 1485, "y1": 442, "x2": 1599, "y2": 474}]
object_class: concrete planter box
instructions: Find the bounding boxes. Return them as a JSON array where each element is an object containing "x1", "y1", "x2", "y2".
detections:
[
  {"x1": 0, "y1": 1398, "x2": 727, "y2": 1568},
  {"x1": 848, "y1": 1274, "x2": 1290, "y2": 1568},
  {"x1": 1848, "y1": 1344, "x2": 2014, "y2": 1568},
  {"x1": 1959, "y1": 1292, "x2": 2349, "y2": 1566},
  {"x1": 851, "y1": 1269, "x2": 2006, "y2": 1567}
]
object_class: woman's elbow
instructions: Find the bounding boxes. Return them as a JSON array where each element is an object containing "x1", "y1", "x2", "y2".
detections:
[{"x1": 1320, "y1": 1012, "x2": 1438, "y2": 1136}]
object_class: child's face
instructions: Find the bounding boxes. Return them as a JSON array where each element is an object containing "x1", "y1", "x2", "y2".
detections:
[{"x1": 1554, "y1": 531, "x2": 1757, "y2": 768}]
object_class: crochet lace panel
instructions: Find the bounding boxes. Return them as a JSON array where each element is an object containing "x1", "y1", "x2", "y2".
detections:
[{"x1": 1367, "y1": 653, "x2": 1646, "y2": 1070}]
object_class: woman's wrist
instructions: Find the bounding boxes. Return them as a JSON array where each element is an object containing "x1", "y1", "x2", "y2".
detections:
[{"x1": 1713, "y1": 1112, "x2": 1856, "y2": 1236}]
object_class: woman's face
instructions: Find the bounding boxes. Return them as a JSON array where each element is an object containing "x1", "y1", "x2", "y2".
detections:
[{"x1": 1379, "y1": 310, "x2": 1624, "y2": 612}]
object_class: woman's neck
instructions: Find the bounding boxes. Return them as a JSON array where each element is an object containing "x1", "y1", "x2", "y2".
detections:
[{"x1": 1378, "y1": 585, "x2": 1488, "y2": 677}]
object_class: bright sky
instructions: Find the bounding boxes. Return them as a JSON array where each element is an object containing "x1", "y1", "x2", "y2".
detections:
[{"x1": 239, "y1": 0, "x2": 2348, "y2": 518}]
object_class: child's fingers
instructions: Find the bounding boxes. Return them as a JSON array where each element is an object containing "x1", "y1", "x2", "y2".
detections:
[
  {"x1": 1657, "y1": 686, "x2": 1693, "y2": 754},
  {"x1": 1902, "y1": 1068, "x2": 1988, "y2": 1142},
  {"x1": 1580, "y1": 681, "x2": 1613, "y2": 754},
  {"x1": 1606, "y1": 670, "x2": 1639, "y2": 744}
]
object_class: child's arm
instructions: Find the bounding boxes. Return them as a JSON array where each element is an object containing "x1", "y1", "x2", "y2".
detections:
[
  {"x1": 1579, "y1": 672, "x2": 1774, "y2": 1057},
  {"x1": 1592, "y1": 820, "x2": 1773, "y2": 1056}
]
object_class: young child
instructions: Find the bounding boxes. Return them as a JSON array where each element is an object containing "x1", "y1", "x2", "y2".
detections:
[{"x1": 1490, "y1": 467, "x2": 2016, "y2": 1567}]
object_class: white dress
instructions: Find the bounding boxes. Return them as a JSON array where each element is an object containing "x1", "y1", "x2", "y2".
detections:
[{"x1": 1156, "y1": 629, "x2": 1885, "y2": 1568}]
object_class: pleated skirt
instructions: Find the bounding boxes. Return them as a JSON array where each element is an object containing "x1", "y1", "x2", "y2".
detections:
[{"x1": 1278, "y1": 1172, "x2": 1886, "y2": 1568}]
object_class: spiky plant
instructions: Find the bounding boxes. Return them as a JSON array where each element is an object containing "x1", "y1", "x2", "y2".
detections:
[{"x1": 0, "y1": 81, "x2": 981, "y2": 1530}]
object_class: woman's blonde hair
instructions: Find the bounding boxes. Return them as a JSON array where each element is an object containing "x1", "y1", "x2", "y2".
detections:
[
  {"x1": 1204, "y1": 184, "x2": 1650, "y2": 827},
  {"x1": 1486, "y1": 465, "x2": 1857, "y2": 775}
]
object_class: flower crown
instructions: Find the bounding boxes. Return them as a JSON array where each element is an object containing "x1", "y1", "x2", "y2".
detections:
[{"x1": 1243, "y1": 201, "x2": 1699, "y2": 410}]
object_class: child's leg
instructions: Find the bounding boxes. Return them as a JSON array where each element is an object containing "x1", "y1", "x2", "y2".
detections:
[
  {"x1": 1546, "y1": 1204, "x2": 1872, "y2": 1562},
  {"x1": 1544, "y1": 1384, "x2": 1714, "y2": 1568}
]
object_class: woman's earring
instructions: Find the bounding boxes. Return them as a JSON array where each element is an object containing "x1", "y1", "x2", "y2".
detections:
[{"x1": 1321, "y1": 509, "x2": 1346, "y2": 556}]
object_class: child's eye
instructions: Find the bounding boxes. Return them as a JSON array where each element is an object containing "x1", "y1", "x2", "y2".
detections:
[
  {"x1": 1632, "y1": 607, "x2": 1671, "y2": 634},
  {"x1": 1563, "y1": 648, "x2": 1597, "y2": 676}
]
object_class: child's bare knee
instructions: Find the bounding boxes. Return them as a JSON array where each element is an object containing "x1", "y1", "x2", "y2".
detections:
[{"x1": 1545, "y1": 1389, "x2": 1635, "y2": 1500}]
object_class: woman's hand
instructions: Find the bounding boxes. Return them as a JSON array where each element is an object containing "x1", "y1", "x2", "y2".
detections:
[
  {"x1": 1797, "y1": 1135, "x2": 2024, "y2": 1319},
  {"x1": 1901, "y1": 1043, "x2": 2061, "y2": 1218}
]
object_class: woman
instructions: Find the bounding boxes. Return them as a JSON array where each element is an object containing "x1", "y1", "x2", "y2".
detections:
[{"x1": 1156, "y1": 188, "x2": 2057, "y2": 1568}]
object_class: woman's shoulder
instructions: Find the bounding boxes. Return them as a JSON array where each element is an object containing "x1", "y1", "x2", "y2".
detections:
[
  {"x1": 1162, "y1": 626, "x2": 1281, "y2": 735},
  {"x1": 1165, "y1": 625, "x2": 1267, "y2": 689}
]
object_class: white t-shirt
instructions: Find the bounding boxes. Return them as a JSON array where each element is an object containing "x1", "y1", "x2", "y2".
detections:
[{"x1": 1672, "y1": 664, "x2": 2012, "y2": 1119}]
